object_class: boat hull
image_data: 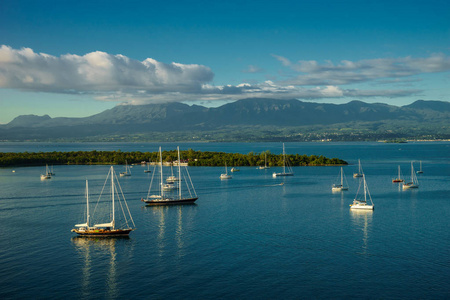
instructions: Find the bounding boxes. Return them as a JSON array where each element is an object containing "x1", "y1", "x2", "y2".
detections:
[
  {"x1": 403, "y1": 183, "x2": 419, "y2": 189},
  {"x1": 392, "y1": 179, "x2": 404, "y2": 183},
  {"x1": 332, "y1": 186, "x2": 348, "y2": 192},
  {"x1": 71, "y1": 228, "x2": 134, "y2": 236},
  {"x1": 273, "y1": 173, "x2": 294, "y2": 177},
  {"x1": 143, "y1": 197, "x2": 198, "y2": 206},
  {"x1": 350, "y1": 205, "x2": 374, "y2": 210}
]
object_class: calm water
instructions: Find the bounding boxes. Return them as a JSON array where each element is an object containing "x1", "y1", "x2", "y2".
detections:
[{"x1": 0, "y1": 142, "x2": 449, "y2": 299}]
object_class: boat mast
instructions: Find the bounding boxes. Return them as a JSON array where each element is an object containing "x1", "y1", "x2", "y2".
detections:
[
  {"x1": 363, "y1": 174, "x2": 367, "y2": 202},
  {"x1": 282, "y1": 143, "x2": 286, "y2": 174},
  {"x1": 160, "y1": 147, "x2": 164, "y2": 197},
  {"x1": 341, "y1": 167, "x2": 343, "y2": 186},
  {"x1": 178, "y1": 146, "x2": 181, "y2": 199},
  {"x1": 86, "y1": 180, "x2": 90, "y2": 227},
  {"x1": 111, "y1": 166, "x2": 115, "y2": 229}
]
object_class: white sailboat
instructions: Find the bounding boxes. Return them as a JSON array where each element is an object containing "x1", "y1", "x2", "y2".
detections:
[
  {"x1": 220, "y1": 162, "x2": 232, "y2": 179},
  {"x1": 350, "y1": 174, "x2": 374, "y2": 210},
  {"x1": 72, "y1": 167, "x2": 135, "y2": 236},
  {"x1": 403, "y1": 162, "x2": 419, "y2": 189},
  {"x1": 392, "y1": 165, "x2": 404, "y2": 183},
  {"x1": 142, "y1": 146, "x2": 198, "y2": 205},
  {"x1": 166, "y1": 165, "x2": 179, "y2": 183},
  {"x1": 119, "y1": 161, "x2": 131, "y2": 177},
  {"x1": 40, "y1": 164, "x2": 52, "y2": 180},
  {"x1": 332, "y1": 167, "x2": 349, "y2": 192},
  {"x1": 273, "y1": 143, "x2": 293, "y2": 177},
  {"x1": 258, "y1": 153, "x2": 270, "y2": 169},
  {"x1": 416, "y1": 161, "x2": 424, "y2": 174},
  {"x1": 353, "y1": 159, "x2": 363, "y2": 178}
]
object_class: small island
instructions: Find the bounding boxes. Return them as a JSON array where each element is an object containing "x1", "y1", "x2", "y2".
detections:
[{"x1": 0, "y1": 150, "x2": 347, "y2": 167}]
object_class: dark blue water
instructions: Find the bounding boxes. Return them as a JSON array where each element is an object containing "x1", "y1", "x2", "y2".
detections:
[{"x1": 0, "y1": 142, "x2": 449, "y2": 299}]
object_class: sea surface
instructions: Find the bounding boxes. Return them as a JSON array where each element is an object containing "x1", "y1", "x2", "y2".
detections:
[{"x1": 0, "y1": 142, "x2": 449, "y2": 299}]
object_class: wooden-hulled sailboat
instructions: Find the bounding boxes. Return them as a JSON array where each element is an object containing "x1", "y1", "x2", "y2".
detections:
[
  {"x1": 350, "y1": 174, "x2": 374, "y2": 210},
  {"x1": 72, "y1": 167, "x2": 136, "y2": 236},
  {"x1": 142, "y1": 146, "x2": 198, "y2": 205},
  {"x1": 353, "y1": 159, "x2": 363, "y2": 178},
  {"x1": 332, "y1": 167, "x2": 349, "y2": 192},
  {"x1": 272, "y1": 143, "x2": 294, "y2": 177},
  {"x1": 403, "y1": 162, "x2": 419, "y2": 189},
  {"x1": 392, "y1": 165, "x2": 404, "y2": 183}
]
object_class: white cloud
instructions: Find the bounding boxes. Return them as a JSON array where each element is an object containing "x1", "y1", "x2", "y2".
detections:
[{"x1": 0, "y1": 45, "x2": 214, "y2": 94}]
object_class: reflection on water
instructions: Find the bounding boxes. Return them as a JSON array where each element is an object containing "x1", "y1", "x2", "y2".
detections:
[
  {"x1": 144, "y1": 204, "x2": 197, "y2": 261},
  {"x1": 350, "y1": 210, "x2": 373, "y2": 255},
  {"x1": 71, "y1": 236, "x2": 132, "y2": 299}
]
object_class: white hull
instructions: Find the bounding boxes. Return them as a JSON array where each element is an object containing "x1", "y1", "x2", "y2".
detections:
[
  {"x1": 350, "y1": 203, "x2": 374, "y2": 210},
  {"x1": 332, "y1": 186, "x2": 348, "y2": 192},
  {"x1": 220, "y1": 174, "x2": 232, "y2": 179},
  {"x1": 403, "y1": 183, "x2": 418, "y2": 189},
  {"x1": 40, "y1": 174, "x2": 51, "y2": 180}
]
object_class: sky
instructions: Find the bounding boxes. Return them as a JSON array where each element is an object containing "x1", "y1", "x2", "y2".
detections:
[{"x1": 0, "y1": 0, "x2": 449, "y2": 124}]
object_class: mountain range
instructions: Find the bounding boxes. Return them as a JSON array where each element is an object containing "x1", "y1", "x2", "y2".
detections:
[{"x1": 1, "y1": 98, "x2": 449, "y2": 141}]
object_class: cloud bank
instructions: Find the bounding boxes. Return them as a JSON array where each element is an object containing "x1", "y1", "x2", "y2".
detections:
[
  {"x1": 273, "y1": 53, "x2": 450, "y2": 86},
  {"x1": 0, "y1": 45, "x2": 214, "y2": 94},
  {"x1": 0, "y1": 45, "x2": 444, "y2": 104}
]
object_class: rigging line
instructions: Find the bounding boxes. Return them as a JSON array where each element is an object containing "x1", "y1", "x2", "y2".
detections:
[
  {"x1": 92, "y1": 167, "x2": 110, "y2": 219},
  {"x1": 114, "y1": 169, "x2": 135, "y2": 228},
  {"x1": 146, "y1": 164, "x2": 157, "y2": 199}
]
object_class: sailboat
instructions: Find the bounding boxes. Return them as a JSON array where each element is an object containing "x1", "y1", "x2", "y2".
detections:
[
  {"x1": 120, "y1": 160, "x2": 131, "y2": 177},
  {"x1": 40, "y1": 164, "x2": 52, "y2": 180},
  {"x1": 350, "y1": 174, "x2": 374, "y2": 210},
  {"x1": 272, "y1": 143, "x2": 293, "y2": 177},
  {"x1": 220, "y1": 162, "x2": 232, "y2": 179},
  {"x1": 144, "y1": 160, "x2": 152, "y2": 173},
  {"x1": 332, "y1": 167, "x2": 349, "y2": 192},
  {"x1": 353, "y1": 159, "x2": 363, "y2": 178},
  {"x1": 142, "y1": 146, "x2": 198, "y2": 205},
  {"x1": 403, "y1": 162, "x2": 419, "y2": 189},
  {"x1": 258, "y1": 153, "x2": 270, "y2": 169},
  {"x1": 392, "y1": 165, "x2": 404, "y2": 183},
  {"x1": 71, "y1": 167, "x2": 136, "y2": 236},
  {"x1": 416, "y1": 161, "x2": 424, "y2": 174},
  {"x1": 166, "y1": 165, "x2": 179, "y2": 183}
]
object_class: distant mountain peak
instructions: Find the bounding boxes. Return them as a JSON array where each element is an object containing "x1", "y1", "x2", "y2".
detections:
[{"x1": 7, "y1": 114, "x2": 52, "y2": 128}]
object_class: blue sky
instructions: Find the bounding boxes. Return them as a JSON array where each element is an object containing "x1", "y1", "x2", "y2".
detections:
[{"x1": 0, "y1": 0, "x2": 449, "y2": 123}]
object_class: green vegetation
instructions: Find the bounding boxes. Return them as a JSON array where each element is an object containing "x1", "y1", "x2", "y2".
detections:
[{"x1": 0, "y1": 150, "x2": 347, "y2": 167}]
